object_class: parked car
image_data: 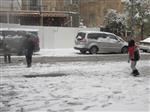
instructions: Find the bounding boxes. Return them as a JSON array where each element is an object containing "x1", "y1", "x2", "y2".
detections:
[
  {"x1": 74, "y1": 31, "x2": 128, "y2": 54},
  {"x1": 139, "y1": 37, "x2": 150, "y2": 53},
  {"x1": 0, "y1": 28, "x2": 40, "y2": 55}
]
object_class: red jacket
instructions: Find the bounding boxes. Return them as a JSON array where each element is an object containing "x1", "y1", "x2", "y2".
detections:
[{"x1": 128, "y1": 45, "x2": 137, "y2": 60}]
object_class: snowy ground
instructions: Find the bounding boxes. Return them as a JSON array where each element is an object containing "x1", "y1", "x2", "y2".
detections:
[
  {"x1": 0, "y1": 49, "x2": 150, "y2": 112},
  {"x1": 35, "y1": 49, "x2": 82, "y2": 57},
  {"x1": 0, "y1": 58, "x2": 150, "y2": 112},
  {"x1": 35, "y1": 49, "x2": 150, "y2": 57}
]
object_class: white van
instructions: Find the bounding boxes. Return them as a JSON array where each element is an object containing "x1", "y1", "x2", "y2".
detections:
[{"x1": 74, "y1": 31, "x2": 128, "y2": 54}]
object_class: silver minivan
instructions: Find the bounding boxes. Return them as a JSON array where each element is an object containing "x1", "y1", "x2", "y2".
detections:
[{"x1": 74, "y1": 31, "x2": 128, "y2": 54}]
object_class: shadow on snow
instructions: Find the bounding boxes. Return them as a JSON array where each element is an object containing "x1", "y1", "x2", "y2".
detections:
[{"x1": 23, "y1": 73, "x2": 68, "y2": 78}]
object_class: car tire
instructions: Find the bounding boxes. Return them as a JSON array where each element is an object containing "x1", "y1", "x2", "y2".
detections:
[
  {"x1": 121, "y1": 47, "x2": 128, "y2": 54},
  {"x1": 80, "y1": 50, "x2": 86, "y2": 54},
  {"x1": 89, "y1": 46, "x2": 98, "y2": 54}
]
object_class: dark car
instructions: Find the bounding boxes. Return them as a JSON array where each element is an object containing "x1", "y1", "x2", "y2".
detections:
[{"x1": 0, "y1": 28, "x2": 40, "y2": 55}]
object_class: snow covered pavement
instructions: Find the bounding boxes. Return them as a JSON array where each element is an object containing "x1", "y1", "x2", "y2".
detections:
[{"x1": 0, "y1": 60, "x2": 150, "y2": 112}]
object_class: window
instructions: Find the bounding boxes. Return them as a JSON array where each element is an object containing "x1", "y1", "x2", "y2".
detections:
[
  {"x1": 108, "y1": 34, "x2": 118, "y2": 41},
  {"x1": 100, "y1": 34, "x2": 107, "y2": 38},
  {"x1": 88, "y1": 33, "x2": 107, "y2": 40},
  {"x1": 88, "y1": 33, "x2": 98, "y2": 39},
  {"x1": 30, "y1": 0, "x2": 40, "y2": 10},
  {"x1": 3, "y1": 31, "x2": 16, "y2": 37},
  {"x1": 76, "y1": 32, "x2": 86, "y2": 40}
]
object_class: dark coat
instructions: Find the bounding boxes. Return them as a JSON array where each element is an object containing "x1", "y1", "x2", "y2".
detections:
[
  {"x1": 24, "y1": 36, "x2": 35, "y2": 55},
  {"x1": 3, "y1": 43, "x2": 11, "y2": 55}
]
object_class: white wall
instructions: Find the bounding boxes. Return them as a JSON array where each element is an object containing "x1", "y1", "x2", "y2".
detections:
[{"x1": 0, "y1": 23, "x2": 100, "y2": 49}]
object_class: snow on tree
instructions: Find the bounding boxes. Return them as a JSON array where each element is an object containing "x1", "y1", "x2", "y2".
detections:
[
  {"x1": 122, "y1": 0, "x2": 150, "y2": 40},
  {"x1": 104, "y1": 9, "x2": 127, "y2": 37}
]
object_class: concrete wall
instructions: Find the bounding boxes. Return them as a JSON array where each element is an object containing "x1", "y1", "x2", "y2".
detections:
[{"x1": 0, "y1": 23, "x2": 99, "y2": 49}]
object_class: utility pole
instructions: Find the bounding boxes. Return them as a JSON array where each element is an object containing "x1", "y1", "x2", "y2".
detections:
[
  {"x1": 11, "y1": 0, "x2": 14, "y2": 10},
  {"x1": 7, "y1": 12, "x2": 10, "y2": 24},
  {"x1": 40, "y1": 0, "x2": 43, "y2": 26},
  {"x1": 7, "y1": 0, "x2": 13, "y2": 24}
]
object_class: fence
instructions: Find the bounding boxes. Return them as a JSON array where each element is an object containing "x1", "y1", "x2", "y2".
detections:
[{"x1": 0, "y1": 23, "x2": 99, "y2": 49}]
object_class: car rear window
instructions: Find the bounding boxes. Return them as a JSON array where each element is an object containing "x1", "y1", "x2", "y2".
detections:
[{"x1": 76, "y1": 32, "x2": 86, "y2": 40}]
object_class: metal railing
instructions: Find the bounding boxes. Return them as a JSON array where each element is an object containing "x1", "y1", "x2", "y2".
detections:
[{"x1": 21, "y1": 4, "x2": 79, "y2": 12}]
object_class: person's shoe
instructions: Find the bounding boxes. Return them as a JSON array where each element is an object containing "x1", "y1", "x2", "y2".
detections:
[
  {"x1": 27, "y1": 65, "x2": 31, "y2": 68},
  {"x1": 27, "y1": 64, "x2": 32, "y2": 68},
  {"x1": 133, "y1": 69, "x2": 140, "y2": 76}
]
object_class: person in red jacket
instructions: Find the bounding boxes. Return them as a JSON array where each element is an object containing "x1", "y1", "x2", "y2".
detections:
[{"x1": 128, "y1": 39, "x2": 140, "y2": 76}]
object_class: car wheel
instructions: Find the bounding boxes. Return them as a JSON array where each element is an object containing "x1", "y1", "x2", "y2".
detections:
[
  {"x1": 89, "y1": 46, "x2": 98, "y2": 54},
  {"x1": 121, "y1": 47, "x2": 128, "y2": 54},
  {"x1": 143, "y1": 50, "x2": 147, "y2": 52},
  {"x1": 80, "y1": 50, "x2": 86, "y2": 54}
]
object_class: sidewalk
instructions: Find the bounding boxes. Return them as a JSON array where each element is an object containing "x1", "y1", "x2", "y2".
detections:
[{"x1": 35, "y1": 48, "x2": 150, "y2": 57}]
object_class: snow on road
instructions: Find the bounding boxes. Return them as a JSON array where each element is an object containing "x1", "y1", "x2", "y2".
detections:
[
  {"x1": 35, "y1": 49, "x2": 79, "y2": 57},
  {"x1": 0, "y1": 60, "x2": 150, "y2": 112}
]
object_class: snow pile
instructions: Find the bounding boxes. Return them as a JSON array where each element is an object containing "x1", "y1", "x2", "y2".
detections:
[{"x1": 0, "y1": 60, "x2": 149, "y2": 112}]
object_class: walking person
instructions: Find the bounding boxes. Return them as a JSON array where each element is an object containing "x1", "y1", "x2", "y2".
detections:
[
  {"x1": 128, "y1": 39, "x2": 140, "y2": 76},
  {"x1": 24, "y1": 34, "x2": 35, "y2": 67},
  {"x1": 3, "y1": 43, "x2": 11, "y2": 63}
]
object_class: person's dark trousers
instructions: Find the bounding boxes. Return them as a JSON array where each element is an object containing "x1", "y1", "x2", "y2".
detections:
[
  {"x1": 4, "y1": 54, "x2": 11, "y2": 63},
  {"x1": 26, "y1": 54, "x2": 32, "y2": 67},
  {"x1": 4, "y1": 55, "x2": 7, "y2": 63}
]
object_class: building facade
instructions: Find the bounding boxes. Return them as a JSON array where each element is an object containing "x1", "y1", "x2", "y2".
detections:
[
  {"x1": 0, "y1": 0, "x2": 123, "y2": 27},
  {"x1": 20, "y1": 0, "x2": 69, "y2": 26},
  {"x1": 0, "y1": 0, "x2": 21, "y2": 24},
  {"x1": 80, "y1": 0, "x2": 123, "y2": 27}
]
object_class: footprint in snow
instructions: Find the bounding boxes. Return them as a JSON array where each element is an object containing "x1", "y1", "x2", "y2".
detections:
[{"x1": 101, "y1": 102, "x2": 112, "y2": 108}]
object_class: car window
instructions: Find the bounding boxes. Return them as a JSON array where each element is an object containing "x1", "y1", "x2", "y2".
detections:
[
  {"x1": 76, "y1": 32, "x2": 86, "y2": 40},
  {"x1": 106, "y1": 34, "x2": 118, "y2": 43},
  {"x1": 88, "y1": 33, "x2": 98, "y2": 39},
  {"x1": 28, "y1": 31, "x2": 38, "y2": 36},
  {"x1": 117, "y1": 36, "x2": 124, "y2": 42},
  {"x1": 3, "y1": 31, "x2": 17, "y2": 37},
  {"x1": 88, "y1": 33, "x2": 106, "y2": 40},
  {"x1": 107, "y1": 34, "x2": 118, "y2": 41},
  {"x1": 17, "y1": 31, "x2": 26, "y2": 36},
  {"x1": 100, "y1": 34, "x2": 107, "y2": 38}
]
